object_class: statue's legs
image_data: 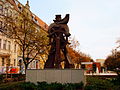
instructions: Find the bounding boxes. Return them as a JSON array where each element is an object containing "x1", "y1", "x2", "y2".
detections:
[
  {"x1": 62, "y1": 47, "x2": 70, "y2": 68},
  {"x1": 54, "y1": 37, "x2": 61, "y2": 68},
  {"x1": 44, "y1": 46, "x2": 55, "y2": 68},
  {"x1": 44, "y1": 54, "x2": 55, "y2": 68}
]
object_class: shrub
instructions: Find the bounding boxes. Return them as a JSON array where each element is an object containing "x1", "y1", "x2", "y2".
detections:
[
  {"x1": 63, "y1": 82, "x2": 84, "y2": 90},
  {"x1": 0, "y1": 82, "x2": 37, "y2": 90},
  {"x1": 109, "y1": 77, "x2": 120, "y2": 90},
  {"x1": 37, "y1": 81, "x2": 48, "y2": 90},
  {"x1": 0, "y1": 74, "x2": 3, "y2": 83},
  {"x1": 110, "y1": 77, "x2": 120, "y2": 85},
  {"x1": 17, "y1": 82, "x2": 37, "y2": 90},
  {"x1": 0, "y1": 81, "x2": 84, "y2": 90},
  {"x1": 85, "y1": 77, "x2": 114, "y2": 90},
  {"x1": 37, "y1": 81, "x2": 84, "y2": 90},
  {"x1": 48, "y1": 82, "x2": 63, "y2": 90}
]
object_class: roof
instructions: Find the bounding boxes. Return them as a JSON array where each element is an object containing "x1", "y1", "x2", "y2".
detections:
[
  {"x1": 7, "y1": 0, "x2": 18, "y2": 11},
  {"x1": 8, "y1": 0, "x2": 48, "y2": 31},
  {"x1": 34, "y1": 15, "x2": 48, "y2": 31}
]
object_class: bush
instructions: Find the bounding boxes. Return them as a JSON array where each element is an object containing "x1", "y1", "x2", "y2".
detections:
[
  {"x1": 37, "y1": 81, "x2": 48, "y2": 90},
  {"x1": 1, "y1": 77, "x2": 120, "y2": 90},
  {"x1": 17, "y1": 82, "x2": 37, "y2": 90},
  {"x1": 0, "y1": 81, "x2": 84, "y2": 90},
  {"x1": 63, "y1": 82, "x2": 84, "y2": 90},
  {"x1": 48, "y1": 82, "x2": 63, "y2": 90},
  {"x1": 110, "y1": 77, "x2": 120, "y2": 85},
  {"x1": 0, "y1": 82, "x2": 37, "y2": 90},
  {"x1": 85, "y1": 77, "x2": 114, "y2": 90},
  {"x1": 109, "y1": 78, "x2": 120, "y2": 90},
  {"x1": 0, "y1": 74, "x2": 3, "y2": 83},
  {"x1": 37, "y1": 81, "x2": 84, "y2": 90}
]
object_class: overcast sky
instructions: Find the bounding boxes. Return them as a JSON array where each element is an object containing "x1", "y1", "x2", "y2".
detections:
[{"x1": 19, "y1": 0, "x2": 120, "y2": 60}]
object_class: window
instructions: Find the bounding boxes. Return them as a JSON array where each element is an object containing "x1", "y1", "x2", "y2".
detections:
[
  {"x1": 4, "y1": 8, "x2": 8, "y2": 16},
  {"x1": 8, "y1": 41, "x2": 11, "y2": 50},
  {"x1": 3, "y1": 23, "x2": 7, "y2": 32},
  {"x1": 0, "y1": 5, "x2": 2, "y2": 9},
  {"x1": 14, "y1": 59, "x2": 16, "y2": 66},
  {"x1": 18, "y1": 4, "x2": 22, "y2": 11},
  {"x1": 2, "y1": 58, "x2": 4, "y2": 66},
  {"x1": 8, "y1": 59, "x2": 10, "y2": 66},
  {"x1": 14, "y1": 44, "x2": 16, "y2": 52},
  {"x1": 33, "y1": 61, "x2": 36, "y2": 68},
  {"x1": 44, "y1": 24, "x2": 47, "y2": 28},
  {"x1": 0, "y1": 21, "x2": 2, "y2": 29},
  {"x1": 3, "y1": 40, "x2": 7, "y2": 50},
  {"x1": 18, "y1": 6, "x2": 22, "y2": 10},
  {"x1": 0, "y1": 5, "x2": 3, "y2": 14},
  {"x1": 0, "y1": 39, "x2": 1, "y2": 49},
  {"x1": 35, "y1": 19, "x2": 37, "y2": 22},
  {"x1": 8, "y1": 10, "x2": 12, "y2": 17},
  {"x1": 1, "y1": 0, "x2": 5, "y2": 2}
]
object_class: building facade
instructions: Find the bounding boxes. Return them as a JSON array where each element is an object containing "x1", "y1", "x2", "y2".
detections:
[
  {"x1": 0, "y1": 0, "x2": 48, "y2": 73},
  {"x1": 96, "y1": 59, "x2": 105, "y2": 67},
  {"x1": 81, "y1": 62, "x2": 101, "y2": 73}
]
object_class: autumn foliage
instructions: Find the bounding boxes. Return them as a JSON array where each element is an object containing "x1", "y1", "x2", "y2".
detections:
[
  {"x1": 104, "y1": 51, "x2": 120, "y2": 71},
  {"x1": 67, "y1": 37, "x2": 93, "y2": 64}
]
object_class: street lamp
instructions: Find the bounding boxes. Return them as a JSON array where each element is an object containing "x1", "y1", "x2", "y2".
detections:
[
  {"x1": 19, "y1": 59, "x2": 22, "y2": 74},
  {"x1": 6, "y1": 64, "x2": 8, "y2": 79}
]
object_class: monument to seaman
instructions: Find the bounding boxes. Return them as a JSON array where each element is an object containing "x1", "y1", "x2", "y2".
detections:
[
  {"x1": 26, "y1": 14, "x2": 85, "y2": 84},
  {"x1": 44, "y1": 14, "x2": 72, "y2": 68}
]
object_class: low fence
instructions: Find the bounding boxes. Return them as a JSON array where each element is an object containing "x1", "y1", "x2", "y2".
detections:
[{"x1": 26, "y1": 69, "x2": 86, "y2": 84}]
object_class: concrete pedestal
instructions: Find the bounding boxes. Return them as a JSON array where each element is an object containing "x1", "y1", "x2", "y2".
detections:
[{"x1": 26, "y1": 69, "x2": 86, "y2": 84}]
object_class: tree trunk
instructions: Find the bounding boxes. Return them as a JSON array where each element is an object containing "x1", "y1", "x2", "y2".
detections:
[
  {"x1": 25, "y1": 64, "x2": 28, "y2": 74},
  {"x1": 24, "y1": 64, "x2": 28, "y2": 81}
]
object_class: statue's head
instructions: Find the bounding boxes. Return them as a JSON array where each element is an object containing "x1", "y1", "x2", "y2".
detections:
[{"x1": 53, "y1": 15, "x2": 61, "y2": 22}]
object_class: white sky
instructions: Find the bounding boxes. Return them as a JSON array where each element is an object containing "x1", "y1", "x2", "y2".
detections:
[{"x1": 19, "y1": 0, "x2": 120, "y2": 60}]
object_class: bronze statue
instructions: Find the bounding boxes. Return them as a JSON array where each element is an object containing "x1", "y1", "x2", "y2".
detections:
[{"x1": 44, "y1": 14, "x2": 71, "y2": 68}]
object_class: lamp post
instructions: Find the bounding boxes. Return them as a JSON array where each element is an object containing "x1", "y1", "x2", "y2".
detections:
[
  {"x1": 6, "y1": 64, "x2": 8, "y2": 79},
  {"x1": 19, "y1": 59, "x2": 22, "y2": 74}
]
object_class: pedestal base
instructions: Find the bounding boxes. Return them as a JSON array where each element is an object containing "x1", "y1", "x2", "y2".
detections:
[{"x1": 26, "y1": 69, "x2": 86, "y2": 84}]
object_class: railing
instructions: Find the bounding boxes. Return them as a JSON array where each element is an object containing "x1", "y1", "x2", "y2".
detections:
[{"x1": 85, "y1": 72, "x2": 117, "y2": 75}]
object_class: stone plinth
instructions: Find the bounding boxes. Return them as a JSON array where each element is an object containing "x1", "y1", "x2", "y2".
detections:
[{"x1": 26, "y1": 69, "x2": 86, "y2": 84}]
